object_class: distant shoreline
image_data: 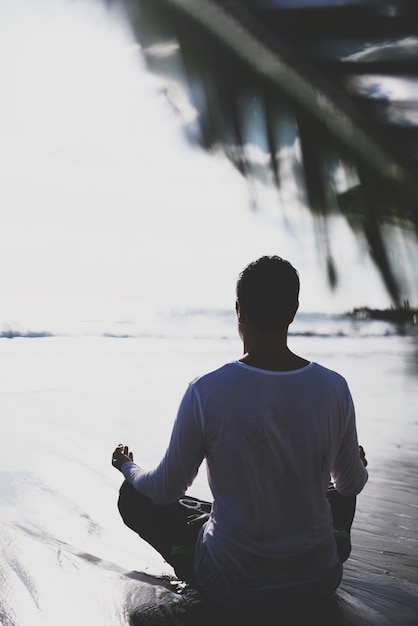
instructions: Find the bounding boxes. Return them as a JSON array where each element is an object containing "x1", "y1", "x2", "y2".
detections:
[{"x1": 348, "y1": 306, "x2": 418, "y2": 325}]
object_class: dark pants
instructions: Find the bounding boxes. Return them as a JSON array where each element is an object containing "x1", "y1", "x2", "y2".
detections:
[
  {"x1": 118, "y1": 481, "x2": 356, "y2": 584},
  {"x1": 118, "y1": 482, "x2": 211, "y2": 584}
]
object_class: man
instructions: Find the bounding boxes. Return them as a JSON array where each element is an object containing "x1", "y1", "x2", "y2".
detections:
[{"x1": 112, "y1": 255, "x2": 368, "y2": 610}]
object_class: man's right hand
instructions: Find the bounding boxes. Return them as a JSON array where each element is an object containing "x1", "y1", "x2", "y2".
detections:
[{"x1": 359, "y1": 445, "x2": 367, "y2": 467}]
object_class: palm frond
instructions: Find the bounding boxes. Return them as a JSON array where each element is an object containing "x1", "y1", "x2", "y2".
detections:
[{"x1": 117, "y1": 0, "x2": 418, "y2": 303}]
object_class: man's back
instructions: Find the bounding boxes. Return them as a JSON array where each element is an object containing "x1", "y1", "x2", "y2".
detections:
[{"x1": 190, "y1": 360, "x2": 368, "y2": 608}]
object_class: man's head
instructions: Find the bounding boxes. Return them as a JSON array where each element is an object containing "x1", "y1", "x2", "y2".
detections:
[{"x1": 236, "y1": 256, "x2": 300, "y2": 333}]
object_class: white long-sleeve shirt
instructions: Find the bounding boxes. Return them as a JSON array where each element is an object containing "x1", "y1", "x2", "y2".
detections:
[{"x1": 122, "y1": 361, "x2": 368, "y2": 609}]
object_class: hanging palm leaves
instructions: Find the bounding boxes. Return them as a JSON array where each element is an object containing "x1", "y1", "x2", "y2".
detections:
[{"x1": 116, "y1": 0, "x2": 418, "y2": 303}]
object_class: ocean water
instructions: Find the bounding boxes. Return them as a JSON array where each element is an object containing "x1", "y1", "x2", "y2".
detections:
[{"x1": 0, "y1": 310, "x2": 417, "y2": 625}]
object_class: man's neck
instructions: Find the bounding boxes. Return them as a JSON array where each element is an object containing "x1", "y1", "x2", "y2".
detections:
[{"x1": 239, "y1": 332, "x2": 309, "y2": 372}]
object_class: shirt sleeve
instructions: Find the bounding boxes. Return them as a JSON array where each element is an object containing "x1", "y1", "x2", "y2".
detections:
[
  {"x1": 121, "y1": 384, "x2": 206, "y2": 504},
  {"x1": 330, "y1": 383, "x2": 368, "y2": 496}
]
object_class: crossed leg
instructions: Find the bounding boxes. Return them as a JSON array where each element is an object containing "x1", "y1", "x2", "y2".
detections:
[
  {"x1": 118, "y1": 481, "x2": 356, "y2": 584},
  {"x1": 118, "y1": 481, "x2": 210, "y2": 584}
]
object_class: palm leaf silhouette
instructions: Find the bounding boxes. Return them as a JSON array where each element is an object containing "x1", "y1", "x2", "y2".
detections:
[{"x1": 118, "y1": 0, "x2": 418, "y2": 303}]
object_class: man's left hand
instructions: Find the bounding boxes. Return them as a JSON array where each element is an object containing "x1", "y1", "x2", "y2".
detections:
[{"x1": 112, "y1": 444, "x2": 134, "y2": 471}]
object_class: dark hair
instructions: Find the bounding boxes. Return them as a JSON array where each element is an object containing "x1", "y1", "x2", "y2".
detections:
[{"x1": 236, "y1": 256, "x2": 300, "y2": 332}]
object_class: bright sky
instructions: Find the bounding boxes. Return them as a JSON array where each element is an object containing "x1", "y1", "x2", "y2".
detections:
[{"x1": 0, "y1": 0, "x2": 406, "y2": 327}]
